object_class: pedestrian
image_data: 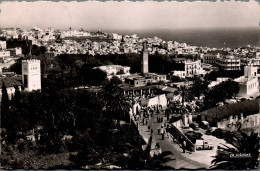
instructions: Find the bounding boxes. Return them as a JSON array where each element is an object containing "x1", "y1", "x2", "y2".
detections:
[
  {"x1": 145, "y1": 119, "x2": 148, "y2": 125},
  {"x1": 151, "y1": 129, "x2": 153, "y2": 134},
  {"x1": 182, "y1": 140, "x2": 186, "y2": 153},
  {"x1": 162, "y1": 133, "x2": 164, "y2": 140}
]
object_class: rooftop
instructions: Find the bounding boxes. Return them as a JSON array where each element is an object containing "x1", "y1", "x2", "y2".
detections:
[
  {"x1": 235, "y1": 76, "x2": 257, "y2": 84},
  {"x1": 201, "y1": 98, "x2": 259, "y2": 120},
  {"x1": 22, "y1": 59, "x2": 40, "y2": 63},
  {"x1": 0, "y1": 76, "x2": 22, "y2": 88},
  {"x1": 94, "y1": 65, "x2": 130, "y2": 70}
]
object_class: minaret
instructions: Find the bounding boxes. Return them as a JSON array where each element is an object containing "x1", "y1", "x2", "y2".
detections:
[
  {"x1": 141, "y1": 42, "x2": 149, "y2": 74},
  {"x1": 22, "y1": 59, "x2": 41, "y2": 92}
]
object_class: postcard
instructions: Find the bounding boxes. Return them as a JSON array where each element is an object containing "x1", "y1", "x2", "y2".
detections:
[{"x1": 0, "y1": 0, "x2": 259, "y2": 170}]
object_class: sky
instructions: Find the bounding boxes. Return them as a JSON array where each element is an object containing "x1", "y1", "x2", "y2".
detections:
[{"x1": 0, "y1": 1, "x2": 260, "y2": 31}]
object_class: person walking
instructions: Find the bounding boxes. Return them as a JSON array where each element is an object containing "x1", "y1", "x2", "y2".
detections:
[
  {"x1": 151, "y1": 129, "x2": 153, "y2": 134},
  {"x1": 165, "y1": 128, "x2": 169, "y2": 139},
  {"x1": 182, "y1": 139, "x2": 186, "y2": 153},
  {"x1": 162, "y1": 133, "x2": 164, "y2": 140}
]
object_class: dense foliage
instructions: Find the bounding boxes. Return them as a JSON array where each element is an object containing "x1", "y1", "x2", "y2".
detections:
[
  {"x1": 211, "y1": 131, "x2": 259, "y2": 169},
  {"x1": 0, "y1": 70, "x2": 173, "y2": 169},
  {"x1": 203, "y1": 79, "x2": 240, "y2": 110}
]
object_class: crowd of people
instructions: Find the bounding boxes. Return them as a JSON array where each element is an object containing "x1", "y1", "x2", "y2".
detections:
[{"x1": 133, "y1": 103, "x2": 190, "y2": 157}]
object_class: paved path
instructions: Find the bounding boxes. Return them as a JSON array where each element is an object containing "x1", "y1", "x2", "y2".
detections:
[{"x1": 135, "y1": 111, "x2": 209, "y2": 169}]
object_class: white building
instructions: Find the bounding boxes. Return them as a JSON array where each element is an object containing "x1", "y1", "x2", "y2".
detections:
[
  {"x1": 171, "y1": 70, "x2": 186, "y2": 78},
  {"x1": 147, "y1": 73, "x2": 167, "y2": 83},
  {"x1": 0, "y1": 41, "x2": 7, "y2": 50},
  {"x1": 143, "y1": 94, "x2": 167, "y2": 108},
  {"x1": 234, "y1": 66, "x2": 259, "y2": 97},
  {"x1": 0, "y1": 77, "x2": 23, "y2": 100},
  {"x1": 9, "y1": 47, "x2": 22, "y2": 56},
  {"x1": 172, "y1": 59, "x2": 202, "y2": 77},
  {"x1": 94, "y1": 65, "x2": 130, "y2": 81},
  {"x1": 208, "y1": 77, "x2": 230, "y2": 88},
  {"x1": 22, "y1": 59, "x2": 41, "y2": 92},
  {"x1": 0, "y1": 50, "x2": 10, "y2": 58}
]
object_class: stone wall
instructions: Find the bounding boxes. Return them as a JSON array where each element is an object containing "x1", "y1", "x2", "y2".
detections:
[{"x1": 217, "y1": 113, "x2": 260, "y2": 131}]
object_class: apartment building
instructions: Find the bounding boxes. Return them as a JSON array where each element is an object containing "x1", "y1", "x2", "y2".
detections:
[
  {"x1": 215, "y1": 55, "x2": 241, "y2": 70},
  {"x1": 203, "y1": 53, "x2": 221, "y2": 64}
]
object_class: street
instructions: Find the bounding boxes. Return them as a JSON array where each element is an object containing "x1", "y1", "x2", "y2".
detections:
[{"x1": 135, "y1": 111, "x2": 209, "y2": 169}]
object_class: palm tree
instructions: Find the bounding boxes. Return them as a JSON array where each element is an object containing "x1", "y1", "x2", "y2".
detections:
[
  {"x1": 146, "y1": 151, "x2": 175, "y2": 169},
  {"x1": 211, "y1": 131, "x2": 259, "y2": 169},
  {"x1": 110, "y1": 92, "x2": 131, "y2": 127},
  {"x1": 117, "y1": 135, "x2": 175, "y2": 169},
  {"x1": 100, "y1": 78, "x2": 131, "y2": 128}
]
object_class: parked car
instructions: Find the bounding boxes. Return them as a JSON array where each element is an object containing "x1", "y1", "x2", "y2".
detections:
[
  {"x1": 189, "y1": 122, "x2": 199, "y2": 131},
  {"x1": 185, "y1": 131, "x2": 203, "y2": 144},
  {"x1": 240, "y1": 98, "x2": 246, "y2": 101},
  {"x1": 195, "y1": 139, "x2": 214, "y2": 150},
  {"x1": 205, "y1": 129, "x2": 212, "y2": 135},
  {"x1": 199, "y1": 121, "x2": 209, "y2": 129},
  {"x1": 211, "y1": 128, "x2": 228, "y2": 139}
]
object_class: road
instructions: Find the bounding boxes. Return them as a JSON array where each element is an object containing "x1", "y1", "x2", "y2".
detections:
[{"x1": 135, "y1": 111, "x2": 209, "y2": 169}]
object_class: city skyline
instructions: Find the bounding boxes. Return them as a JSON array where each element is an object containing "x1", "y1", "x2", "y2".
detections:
[{"x1": 0, "y1": 1, "x2": 260, "y2": 31}]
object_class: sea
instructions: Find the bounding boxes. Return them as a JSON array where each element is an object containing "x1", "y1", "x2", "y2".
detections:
[{"x1": 107, "y1": 28, "x2": 260, "y2": 49}]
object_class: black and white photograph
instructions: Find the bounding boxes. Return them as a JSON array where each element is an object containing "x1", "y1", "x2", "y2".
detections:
[{"x1": 0, "y1": 0, "x2": 260, "y2": 169}]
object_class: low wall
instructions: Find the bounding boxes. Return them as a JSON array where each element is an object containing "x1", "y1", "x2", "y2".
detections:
[{"x1": 168, "y1": 124, "x2": 196, "y2": 152}]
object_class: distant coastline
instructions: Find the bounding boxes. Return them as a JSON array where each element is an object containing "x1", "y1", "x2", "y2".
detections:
[{"x1": 103, "y1": 27, "x2": 260, "y2": 49}]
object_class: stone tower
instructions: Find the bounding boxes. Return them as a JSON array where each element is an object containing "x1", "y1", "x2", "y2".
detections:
[
  {"x1": 141, "y1": 42, "x2": 149, "y2": 74},
  {"x1": 22, "y1": 59, "x2": 41, "y2": 92}
]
